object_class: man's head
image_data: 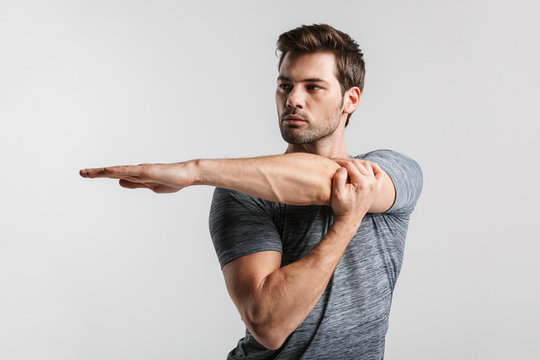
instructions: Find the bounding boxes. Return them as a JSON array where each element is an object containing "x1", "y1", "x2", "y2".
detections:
[{"x1": 275, "y1": 25, "x2": 365, "y2": 147}]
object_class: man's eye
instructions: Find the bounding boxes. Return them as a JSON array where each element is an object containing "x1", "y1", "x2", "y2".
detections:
[
  {"x1": 279, "y1": 84, "x2": 292, "y2": 90},
  {"x1": 307, "y1": 85, "x2": 321, "y2": 90}
]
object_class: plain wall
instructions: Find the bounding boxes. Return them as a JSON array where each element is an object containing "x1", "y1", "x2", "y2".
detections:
[{"x1": 1, "y1": 0, "x2": 538, "y2": 359}]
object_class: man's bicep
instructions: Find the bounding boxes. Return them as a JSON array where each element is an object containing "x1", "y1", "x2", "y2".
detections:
[
  {"x1": 360, "y1": 149, "x2": 423, "y2": 215},
  {"x1": 368, "y1": 167, "x2": 396, "y2": 213},
  {"x1": 222, "y1": 251, "x2": 282, "y2": 319}
]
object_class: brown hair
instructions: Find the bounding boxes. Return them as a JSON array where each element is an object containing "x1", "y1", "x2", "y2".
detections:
[{"x1": 276, "y1": 24, "x2": 365, "y2": 126}]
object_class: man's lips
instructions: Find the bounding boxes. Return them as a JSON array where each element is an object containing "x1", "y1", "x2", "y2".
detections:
[{"x1": 283, "y1": 115, "x2": 307, "y2": 122}]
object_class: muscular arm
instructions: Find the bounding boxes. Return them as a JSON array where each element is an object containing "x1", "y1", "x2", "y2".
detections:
[
  {"x1": 194, "y1": 153, "x2": 340, "y2": 206},
  {"x1": 223, "y1": 221, "x2": 358, "y2": 350},
  {"x1": 80, "y1": 152, "x2": 395, "y2": 212},
  {"x1": 222, "y1": 160, "x2": 384, "y2": 350}
]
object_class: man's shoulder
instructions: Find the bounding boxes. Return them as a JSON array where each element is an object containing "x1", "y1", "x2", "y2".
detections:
[
  {"x1": 353, "y1": 148, "x2": 417, "y2": 162},
  {"x1": 353, "y1": 149, "x2": 423, "y2": 215},
  {"x1": 353, "y1": 149, "x2": 422, "y2": 175}
]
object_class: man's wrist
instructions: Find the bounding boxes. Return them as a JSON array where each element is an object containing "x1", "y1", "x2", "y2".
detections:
[
  {"x1": 331, "y1": 216, "x2": 363, "y2": 237},
  {"x1": 188, "y1": 158, "x2": 206, "y2": 186}
]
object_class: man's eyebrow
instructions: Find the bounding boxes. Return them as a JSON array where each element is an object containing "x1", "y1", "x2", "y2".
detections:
[
  {"x1": 277, "y1": 76, "x2": 329, "y2": 84},
  {"x1": 302, "y1": 78, "x2": 329, "y2": 84}
]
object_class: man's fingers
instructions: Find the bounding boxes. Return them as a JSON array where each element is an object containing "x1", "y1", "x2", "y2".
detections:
[
  {"x1": 336, "y1": 161, "x2": 363, "y2": 185},
  {"x1": 79, "y1": 168, "x2": 104, "y2": 178},
  {"x1": 332, "y1": 167, "x2": 348, "y2": 193},
  {"x1": 333, "y1": 159, "x2": 368, "y2": 176},
  {"x1": 333, "y1": 159, "x2": 381, "y2": 179},
  {"x1": 350, "y1": 159, "x2": 370, "y2": 176},
  {"x1": 355, "y1": 160, "x2": 373, "y2": 177},
  {"x1": 332, "y1": 159, "x2": 356, "y2": 170},
  {"x1": 80, "y1": 165, "x2": 144, "y2": 179},
  {"x1": 371, "y1": 162, "x2": 384, "y2": 182},
  {"x1": 80, "y1": 167, "x2": 113, "y2": 178},
  {"x1": 334, "y1": 159, "x2": 360, "y2": 183},
  {"x1": 119, "y1": 179, "x2": 149, "y2": 189}
]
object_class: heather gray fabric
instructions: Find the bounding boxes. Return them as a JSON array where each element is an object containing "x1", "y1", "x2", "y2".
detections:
[{"x1": 208, "y1": 149, "x2": 423, "y2": 359}]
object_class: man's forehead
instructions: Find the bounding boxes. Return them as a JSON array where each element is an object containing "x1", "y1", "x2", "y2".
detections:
[{"x1": 278, "y1": 51, "x2": 339, "y2": 83}]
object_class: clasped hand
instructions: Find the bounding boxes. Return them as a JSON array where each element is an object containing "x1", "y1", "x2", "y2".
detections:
[{"x1": 329, "y1": 158, "x2": 384, "y2": 226}]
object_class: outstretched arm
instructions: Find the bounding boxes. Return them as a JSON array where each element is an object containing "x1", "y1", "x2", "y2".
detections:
[{"x1": 80, "y1": 153, "x2": 395, "y2": 211}]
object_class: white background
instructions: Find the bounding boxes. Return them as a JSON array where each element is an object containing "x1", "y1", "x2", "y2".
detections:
[{"x1": 1, "y1": 0, "x2": 539, "y2": 359}]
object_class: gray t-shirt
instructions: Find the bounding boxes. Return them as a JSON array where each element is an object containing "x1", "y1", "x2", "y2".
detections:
[{"x1": 209, "y1": 149, "x2": 423, "y2": 359}]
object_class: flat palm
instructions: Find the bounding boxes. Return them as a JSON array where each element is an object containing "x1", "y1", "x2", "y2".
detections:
[{"x1": 79, "y1": 163, "x2": 194, "y2": 193}]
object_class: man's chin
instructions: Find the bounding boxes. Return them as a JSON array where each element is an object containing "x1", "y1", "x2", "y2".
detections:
[{"x1": 280, "y1": 130, "x2": 313, "y2": 145}]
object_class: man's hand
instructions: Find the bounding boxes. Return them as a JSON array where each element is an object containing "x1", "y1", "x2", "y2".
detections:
[
  {"x1": 79, "y1": 161, "x2": 197, "y2": 193},
  {"x1": 330, "y1": 159, "x2": 384, "y2": 226}
]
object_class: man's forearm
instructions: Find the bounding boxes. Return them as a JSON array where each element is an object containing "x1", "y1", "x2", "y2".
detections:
[
  {"x1": 245, "y1": 219, "x2": 360, "y2": 349},
  {"x1": 192, "y1": 153, "x2": 340, "y2": 206}
]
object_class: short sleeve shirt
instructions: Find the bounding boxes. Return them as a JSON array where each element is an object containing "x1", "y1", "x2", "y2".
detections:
[{"x1": 208, "y1": 149, "x2": 423, "y2": 359}]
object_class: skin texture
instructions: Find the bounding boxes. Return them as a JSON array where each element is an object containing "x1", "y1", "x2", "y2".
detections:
[{"x1": 79, "y1": 50, "x2": 397, "y2": 350}]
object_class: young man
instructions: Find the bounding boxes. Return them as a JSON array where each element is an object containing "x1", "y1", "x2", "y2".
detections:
[{"x1": 80, "y1": 24, "x2": 423, "y2": 359}]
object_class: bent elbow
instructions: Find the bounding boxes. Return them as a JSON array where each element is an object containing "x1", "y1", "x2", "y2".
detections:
[
  {"x1": 244, "y1": 307, "x2": 288, "y2": 350},
  {"x1": 317, "y1": 183, "x2": 332, "y2": 206},
  {"x1": 304, "y1": 179, "x2": 332, "y2": 206},
  {"x1": 248, "y1": 321, "x2": 287, "y2": 350}
]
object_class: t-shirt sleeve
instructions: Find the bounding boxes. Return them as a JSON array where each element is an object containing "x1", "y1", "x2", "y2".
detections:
[
  {"x1": 358, "y1": 149, "x2": 423, "y2": 215},
  {"x1": 208, "y1": 187, "x2": 283, "y2": 269}
]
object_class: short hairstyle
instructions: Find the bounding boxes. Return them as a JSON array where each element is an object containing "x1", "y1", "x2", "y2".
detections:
[{"x1": 276, "y1": 24, "x2": 365, "y2": 126}]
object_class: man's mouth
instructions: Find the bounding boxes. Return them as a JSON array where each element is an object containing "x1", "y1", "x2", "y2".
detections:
[{"x1": 283, "y1": 115, "x2": 307, "y2": 123}]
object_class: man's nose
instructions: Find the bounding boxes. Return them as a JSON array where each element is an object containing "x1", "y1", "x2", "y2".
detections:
[{"x1": 286, "y1": 86, "x2": 305, "y2": 109}]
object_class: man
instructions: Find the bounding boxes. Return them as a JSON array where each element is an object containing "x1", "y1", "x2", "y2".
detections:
[{"x1": 80, "y1": 24, "x2": 423, "y2": 359}]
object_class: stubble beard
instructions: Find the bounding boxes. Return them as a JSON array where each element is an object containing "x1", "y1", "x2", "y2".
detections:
[{"x1": 279, "y1": 101, "x2": 344, "y2": 145}]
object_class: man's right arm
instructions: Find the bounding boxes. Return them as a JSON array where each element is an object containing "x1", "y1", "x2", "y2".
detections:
[
  {"x1": 221, "y1": 160, "x2": 384, "y2": 350},
  {"x1": 80, "y1": 152, "x2": 395, "y2": 212}
]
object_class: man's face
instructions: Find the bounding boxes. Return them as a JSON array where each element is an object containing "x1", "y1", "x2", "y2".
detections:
[{"x1": 276, "y1": 51, "x2": 345, "y2": 145}]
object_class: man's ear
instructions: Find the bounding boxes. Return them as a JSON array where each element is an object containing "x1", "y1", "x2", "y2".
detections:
[{"x1": 343, "y1": 87, "x2": 361, "y2": 115}]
